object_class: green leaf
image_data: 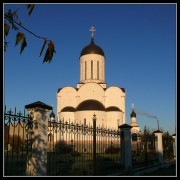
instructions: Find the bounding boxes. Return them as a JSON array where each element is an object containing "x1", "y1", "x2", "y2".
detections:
[
  {"x1": 20, "y1": 37, "x2": 27, "y2": 54},
  {"x1": 39, "y1": 39, "x2": 47, "y2": 57},
  {"x1": 4, "y1": 23, "x2": 10, "y2": 36},
  {"x1": 15, "y1": 32, "x2": 27, "y2": 54},
  {"x1": 27, "y1": 4, "x2": 35, "y2": 16},
  {"x1": 15, "y1": 32, "x2": 25, "y2": 46},
  {"x1": 43, "y1": 40, "x2": 55, "y2": 63}
]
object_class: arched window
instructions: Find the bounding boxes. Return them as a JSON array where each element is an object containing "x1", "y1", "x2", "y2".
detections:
[
  {"x1": 132, "y1": 133, "x2": 138, "y2": 141},
  {"x1": 48, "y1": 133, "x2": 54, "y2": 142}
]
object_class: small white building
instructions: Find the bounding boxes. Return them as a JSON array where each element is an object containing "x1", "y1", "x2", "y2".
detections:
[
  {"x1": 130, "y1": 105, "x2": 141, "y2": 134},
  {"x1": 57, "y1": 27, "x2": 126, "y2": 129}
]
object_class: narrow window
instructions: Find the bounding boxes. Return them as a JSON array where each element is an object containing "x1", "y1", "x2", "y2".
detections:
[
  {"x1": 48, "y1": 133, "x2": 53, "y2": 142},
  {"x1": 91, "y1": 60, "x2": 93, "y2": 79},
  {"x1": 97, "y1": 61, "x2": 99, "y2": 80},
  {"x1": 85, "y1": 61, "x2": 87, "y2": 80}
]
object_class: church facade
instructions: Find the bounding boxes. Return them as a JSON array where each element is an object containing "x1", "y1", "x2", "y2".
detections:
[{"x1": 57, "y1": 27, "x2": 126, "y2": 130}]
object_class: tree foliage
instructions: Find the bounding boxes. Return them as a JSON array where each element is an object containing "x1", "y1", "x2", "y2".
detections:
[{"x1": 4, "y1": 4, "x2": 56, "y2": 63}]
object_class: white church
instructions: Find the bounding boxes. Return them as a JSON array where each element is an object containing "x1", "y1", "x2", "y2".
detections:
[
  {"x1": 6, "y1": 26, "x2": 141, "y2": 154},
  {"x1": 56, "y1": 26, "x2": 140, "y2": 132}
]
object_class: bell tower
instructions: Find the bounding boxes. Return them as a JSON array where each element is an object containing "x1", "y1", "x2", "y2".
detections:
[{"x1": 77, "y1": 26, "x2": 106, "y2": 89}]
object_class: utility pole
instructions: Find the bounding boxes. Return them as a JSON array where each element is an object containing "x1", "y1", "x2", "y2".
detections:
[{"x1": 157, "y1": 119, "x2": 159, "y2": 130}]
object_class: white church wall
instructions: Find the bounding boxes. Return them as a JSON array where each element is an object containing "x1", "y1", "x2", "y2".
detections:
[
  {"x1": 75, "y1": 110, "x2": 105, "y2": 126},
  {"x1": 106, "y1": 111, "x2": 123, "y2": 130},
  {"x1": 77, "y1": 83, "x2": 105, "y2": 104},
  {"x1": 80, "y1": 54, "x2": 105, "y2": 83},
  {"x1": 121, "y1": 95, "x2": 126, "y2": 124},
  {"x1": 105, "y1": 87, "x2": 124, "y2": 110},
  {"x1": 131, "y1": 117, "x2": 137, "y2": 126},
  {"x1": 57, "y1": 86, "x2": 77, "y2": 112},
  {"x1": 131, "y1": 127, "x2": 141, "y2": 134},
  {"x1": 59, "y1": 112, "x2": 75, "y2": 122}
]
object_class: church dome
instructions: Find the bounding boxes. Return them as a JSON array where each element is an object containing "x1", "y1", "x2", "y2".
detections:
[
  {"x1": 80, "y1": 39, "x2": 105, "y2": 57},
  {"x1": 50, "y1": 111, "x2": 55, "y2": 118},
  {"x1": 130, "y1": 110, "x2": 136, "y2": 118},
  {"x1": 76, "y1": 100, "x2": 105, "y2": 111}
]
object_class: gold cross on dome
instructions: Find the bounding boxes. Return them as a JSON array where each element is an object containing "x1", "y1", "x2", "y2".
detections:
[{"x1": 89, "y1": 26, "x2": 96, "y2": 39}]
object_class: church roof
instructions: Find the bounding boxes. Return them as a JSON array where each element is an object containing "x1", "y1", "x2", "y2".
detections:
[
  {"x1": 130, "y1": 110, "x2": 136, "y2": 118},
  {"x1": 61, "y1": 106, "x2": 76, "y2": 112},
  {"x1": 106, "y1": 106, "x2": 122, "y2": 111},
  {"x1": 76, "y1": 99, "x2": 105, "y2": 111},
  {"x1": 80, "y1": 39, "x2": 105, "y2": 57},
  {"x1": 50, "y1": 110, "x2": 55, "y2": 118}
]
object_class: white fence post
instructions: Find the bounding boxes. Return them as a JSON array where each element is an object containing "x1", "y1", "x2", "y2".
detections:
[
  {"x1": 153, "y1": 130, "x2": 163, "y2": 165},
  {"x1": 119, "y1": 124, "x2": 132, "y2": 170},
  {"x1": 172, "y1": 134, "x2": 176, "y2": 160}
]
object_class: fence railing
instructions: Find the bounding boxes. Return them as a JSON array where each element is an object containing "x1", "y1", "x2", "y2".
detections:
[
  {"x1": 4, "y1": 106, "x2": 174, "y2": 176},
  {"x1": 47, "y1": 120, "x2": 121, "y2": 175},
  {"x1": 4, "y1": 107, "x2": 122, "y2": 176},
  {"x1": 4, "y1": 107, "x2": 33, "y2": 176}
]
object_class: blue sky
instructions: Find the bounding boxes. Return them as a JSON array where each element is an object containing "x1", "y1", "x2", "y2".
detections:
[{"x1": 4, "y1": 3, "x2": 176, "y2": 134}]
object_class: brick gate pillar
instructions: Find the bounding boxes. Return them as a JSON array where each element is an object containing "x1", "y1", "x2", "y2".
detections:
[{"x1": 25, "y1": 101, "x2": 52, "y2": 176}]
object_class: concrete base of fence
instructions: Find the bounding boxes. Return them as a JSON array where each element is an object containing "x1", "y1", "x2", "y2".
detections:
[
  {"x1": 133, "y1": 160, "x2": 176, "y2": 176},
  {"x1": 108, "y1": 159, "x2": 176, "y2": 176}
]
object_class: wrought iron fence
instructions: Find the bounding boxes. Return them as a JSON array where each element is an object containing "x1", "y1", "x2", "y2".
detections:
[
  {"x1": 4, "y1": 106, "x2": 33, "y2": 176},
  {"x1": 4, "y1": 106, "x2": 172, "y2": 176},
  {"x1": 4, "y1": 107, "x2": 122, "y2": 176},
  {"x1": 47, "y1": 119, "x2": 121, "y2": 175}
]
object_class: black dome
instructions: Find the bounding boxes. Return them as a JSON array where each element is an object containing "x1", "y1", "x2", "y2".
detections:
[
  {"x1": 130, "y1": 110, "x2": 136, "y2": 118},
  {"x1": 106, "y1": 106, "x2": 122, "y2": 112},
  {"x1": 61, "y1": 106, "x2": 76, "y2": 112},
  {"x1": 76, "y1": 100, "x2": 105, "y2": 111},
  {"x1": 50, "y1": 111, "x2": 55, "y2": 118},
  {"x1": 80, "y1": 39, "x2": 104, "y2": 57}
]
